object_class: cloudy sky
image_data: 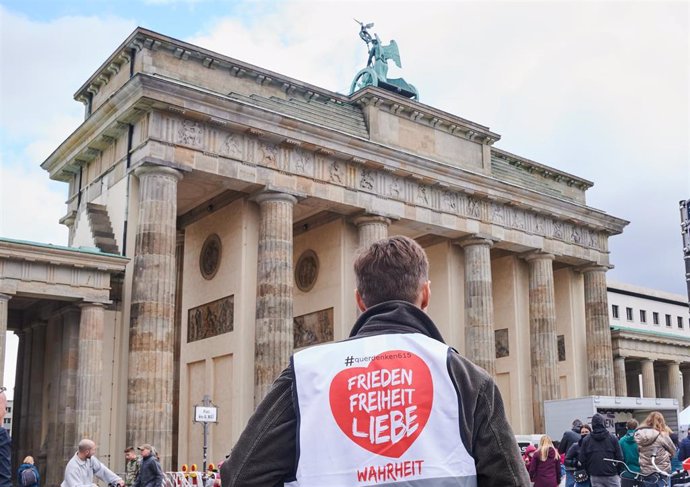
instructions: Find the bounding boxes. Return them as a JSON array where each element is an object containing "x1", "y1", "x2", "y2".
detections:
[{"x1": 0, "y1": 0, "x2": 688, "y2": 391}]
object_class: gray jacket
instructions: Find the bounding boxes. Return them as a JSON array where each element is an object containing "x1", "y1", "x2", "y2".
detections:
[
  {"x1": 61, "y1": 454, "x2": 121, "y2": 487},
  {"x1": 221, "y1": 300, "x2": 530, "y2": 487},
  {"x1": 634, "y1": 427, "x2": 676, "y2": 475}
]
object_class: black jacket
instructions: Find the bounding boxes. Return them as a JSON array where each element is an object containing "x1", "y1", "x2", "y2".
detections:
[
  {"x1": 221, "y1": 300, "x2": 530, "y2": 487},
  {"x1": 0, "y1": 428, "x2": 10, "y2": 487},
  {"x1": 564, "y1": 436, "x2": 585, "y2": 471},
  {"x1": 579, "y1": 414, "x2": 623, "y2": 477},
  {"x1": 132, "y1": 455, "x2": 163, "y2": 487},
  {"x1": 559, "y1": 428, "x2": 581, "y2": 455}
]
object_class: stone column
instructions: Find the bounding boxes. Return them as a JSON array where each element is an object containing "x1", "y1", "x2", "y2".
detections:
[
  {"x1": 75, "y1": 303, "x2": 105, "y2": 440},
  {"x1": 353, "y1": 214, "x2": 391, "y2": 249},
  {"x1": 17, "y1": 325, "x2": 34, "y2": 464},
  {"x1": 0, "y1": 294, "x2": 10, "y2": 386},
  {"x1": 614, "y1": 356, "x2": 627, "y2": 396},
  {"x1": 254, "y1": 191, "x2": 297, "y2": 406},
  {"x1": 127, "y1": 164, "x2": 183, "y2": 470},
  {"x1": 641, "y1": 359, "x2": 656, "y2": 398},
  {"x1": 172, "y1": 230, "x2": 185, "y2": 469},
  {"x1": 55, "y1": 307, "x2": 80, "y2": 483},
  {"x1": 458, "y1": 237, "x2": 496, "y2": 376},
  {"x1": 582, "y1": 266, "x2": 615, "y2": 395},
  {"x1": 524, "y1": 252, "x2": 560, "y2": 433},
  {"x1": 683, "y1": 366, "x2": 690, "y2": 408},
  {"x1": 11, "y1": 329, "x2": 27, "y2": 468},
  {"x1": 28, "y1": 322, "x2": 46, "y2": 454},
  {"x1": 667, "y1": 361, "x2": 682, "y2": 404}
]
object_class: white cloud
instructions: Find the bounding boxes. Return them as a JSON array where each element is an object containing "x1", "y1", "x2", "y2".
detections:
[
  {"x1": 0, "y1": 160, "x2": 68, "y2": 245},
  {"x1": 0, "y1": 7, "x2": 136, "y2": 146},
  {"x1": 3, "y1": 333, "x2": 18, "y2": 400},
  {"x1": 0, "y1": 1, "x2": 687, "y2": 295},
  {"x1": 190, "y1": 1, "x2": 688, "y2": 292},
  {"x1": 0, "y1": 6, "x2": 136, "y2": 243}
]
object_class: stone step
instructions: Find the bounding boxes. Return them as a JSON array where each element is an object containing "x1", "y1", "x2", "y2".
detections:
[
  {"x1": 86, "y1": 203, "x2": 119, "y2": 254},
  {"x1": 248, "y1": 94, "x2": 364, "y2": 131},
  {"x1": 270, "y1": 95, "x2": 367, "y2": 128},
  {"x1": 228, "y1": 92, "x2": 368, "y2": 138}
]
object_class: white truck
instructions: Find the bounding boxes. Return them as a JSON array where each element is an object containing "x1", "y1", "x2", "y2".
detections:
[{"x1": 544, "y1": 396, "x2": 681, "y2": 440}]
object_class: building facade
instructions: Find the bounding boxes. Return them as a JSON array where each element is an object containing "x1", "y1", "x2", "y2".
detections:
[
  {"x1": 608, "y1": 281, "x2": 690, "y2": 405},
  {"x1": 0, "y1": 27, "x2": 641, "y2": 483}
]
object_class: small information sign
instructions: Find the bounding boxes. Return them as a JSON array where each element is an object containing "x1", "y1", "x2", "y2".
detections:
[{"x1": 195, "y1": 406, "x2": 218, "y2": 423}]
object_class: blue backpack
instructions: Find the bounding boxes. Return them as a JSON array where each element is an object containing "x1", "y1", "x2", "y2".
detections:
[{"x1": 20, "y1": 467, "x2": 37, "y2": 487}]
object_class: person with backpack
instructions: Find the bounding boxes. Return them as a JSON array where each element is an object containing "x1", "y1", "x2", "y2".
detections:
[{"x1": 17, "y1": 456, "x2": 39, "y2": 487}]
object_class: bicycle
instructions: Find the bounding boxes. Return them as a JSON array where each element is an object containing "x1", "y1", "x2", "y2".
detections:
[{"x1": 604, "y1": 456, "x2": 690, "y2": 487}]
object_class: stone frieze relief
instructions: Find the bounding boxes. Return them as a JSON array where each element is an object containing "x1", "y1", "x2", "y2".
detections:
[{"x1": 156, "y1": 114, "x2": 605, "y2": 251}]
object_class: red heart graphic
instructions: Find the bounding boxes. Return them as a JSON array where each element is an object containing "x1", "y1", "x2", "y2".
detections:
[{"x1": 329, "y1": 350, "x2": 433, "y2": 458}]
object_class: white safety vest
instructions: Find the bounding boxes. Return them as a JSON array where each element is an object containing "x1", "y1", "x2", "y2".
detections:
[{"x1": 287, "y1": 333, "x2": 478, "y2": 487}]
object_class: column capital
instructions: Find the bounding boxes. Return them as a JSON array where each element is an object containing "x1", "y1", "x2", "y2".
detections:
[
  {"x1": 251, "y1": 190, "x2": 297, "y2": 206},
  {"x1": 521, "y1": 250, "x2": 555, "y2": 263},
  {"x1": 454, "y1": 234, "x2": 496, "y2": 249},
  {"x1": 351, "y1": 214, "x2": 392, "y2": 228},
  {"x1": 0, "y1": 293, "x2": 12, "y2": 302},
  {"x1": 29, "y1": 320, "x2": 47, "y2": 331},
  {"x1": 78, "y1": 302, "x2": 106, "y2": 310},
  {"x1": 576, "y1": 264, "x2": 613, "y2": 274},
  {"x1": 133, "y1": 164, "x2": 184, "y2": 181}
]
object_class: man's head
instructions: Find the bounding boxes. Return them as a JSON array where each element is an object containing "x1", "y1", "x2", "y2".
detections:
[
  {"x1": 354, "y1": 236, "x2": 430, "y2": 311},
  {"x1": 626, "y1": 419, "x2": 638, "y2": 431},
  {"x1": 78, "y1": 439, "x2": 96, "y2": 459},
  {"x1": 138, "y1": 444, "x2": 153, "y2": 458},
  {"x1": 572, "y1": 419, "x2": 583, "y2": 430},
  {"x1": 124, "y1": 446, "x2": 137, "y2": 461}
]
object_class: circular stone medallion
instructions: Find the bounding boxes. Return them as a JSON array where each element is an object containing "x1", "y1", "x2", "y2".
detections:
[
  {"x1": 199, "y1": 234, "x2": 222, "y2": 280},
  {"x1": 295, "y1": 249, "x2": 319, "y2": 292}
]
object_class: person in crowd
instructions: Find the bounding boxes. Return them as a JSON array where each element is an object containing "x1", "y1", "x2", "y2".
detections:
[
  {"x1": 619, "y1": 418, "x2": 640, "y2": 487},
  {"x1": 669, "y1": 433, "x2": 682, "y2": 472},
  {"x1": 524, "y1": 444, "x2": 538, "y2": 470},
  {"x1": 133, "y1": 444, "x2": 163, "y2": 487},
  {"x1": 0, "y1": 388, "x2": 10, "y2": 487},
  {"x1": 123, "y1": 447, "x2": 141, "y2": 487},
  {"x1": 62, "y1": 439, "x2": 124, "y2": 487},
  {"x1": 565, "y1": 424, "x2": 592, "y2": 487},
  {"x1": 679, "y1": 429, "x2": 690, "y2": 462},
  {"x1": 529, "y1": 435, "x2": 562, "y2": 487},
  {"x1": 560, "y1": 420, "x2": 584, "y2": 456},
  {"x1": 579, "y1": 413, "x2": 624, "y2": 487},
  {"x1": 634, "y1": 411, "x2": 676, "y2": 484},
  {"x1": 17, "y1": 456, "x2": 40, "y2": 487},
  {"x1": 221, "y1": 236, "x2": 529, "y2": 487}
]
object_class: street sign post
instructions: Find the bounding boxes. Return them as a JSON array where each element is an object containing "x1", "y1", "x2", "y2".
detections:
[{"x1": 194, "y1": 395, "x2": 218, "y2": 475}]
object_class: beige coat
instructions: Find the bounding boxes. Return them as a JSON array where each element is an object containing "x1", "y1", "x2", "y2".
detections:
[{"x1": 634, "y1": 427, "x2": 677, "y2": 475}]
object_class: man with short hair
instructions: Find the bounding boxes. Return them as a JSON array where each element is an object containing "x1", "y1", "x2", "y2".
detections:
[
  {"x1": 132, "y1": 444, "x2": 163, "y2": 487},
  {"x1": 62, "y1": 439, "x2": 124, "y2": 487},
  {"x1": 559, "y1": 419, "x2": 583, "y2": 456},
  {"x1": 123, "y1": 447, "x2": 141, "y2": 487},
  {"x1": 619, "y1": 418, "x2": 640, "y2": 487},
  {"x1": 221, "y1": 235, "x2": 529, "y2": 486}
]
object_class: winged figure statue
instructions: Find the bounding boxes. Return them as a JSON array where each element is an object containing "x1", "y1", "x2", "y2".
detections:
[{"x1": 350, "y1": 20, "x2": 418, "y2": 100}]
